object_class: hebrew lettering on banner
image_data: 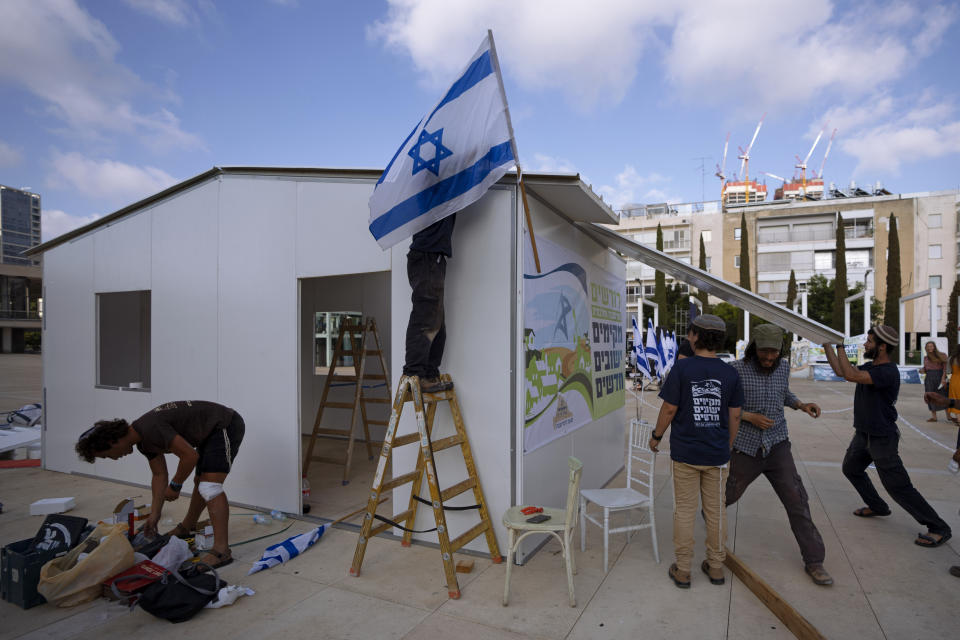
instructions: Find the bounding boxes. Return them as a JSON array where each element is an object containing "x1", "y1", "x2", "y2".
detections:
[{"x1": 523, "y1": 236, "x2": 625, "y2": 454}]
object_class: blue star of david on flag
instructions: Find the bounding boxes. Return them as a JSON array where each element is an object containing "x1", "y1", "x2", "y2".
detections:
[{"x1": 408, "y1": 128, "x2": 453, "y2": 177}]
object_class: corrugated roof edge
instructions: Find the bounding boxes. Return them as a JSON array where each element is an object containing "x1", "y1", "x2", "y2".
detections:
[{"x1": 26, "y1": 166, "x2": 593, "y2": 256}]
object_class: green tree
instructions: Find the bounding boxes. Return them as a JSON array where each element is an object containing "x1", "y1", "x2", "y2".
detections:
[
  {"x1": 738, "y1": 212, "x2": 751, "y2": 340},
  {"x1": 712, "y1": 302, "x2": 739, "y2": 352},
  {"x1": 831, "y1": 215, "x2": 847, "y2": 331},
  {"x1": 883, "y1": 214, "x2": 901, "y2": 360},
  {"x1": 947, "y1": 279, "x2": 960, "y2": 356},
  {"x1": 784, "y1": 270, "x2": 798, "y2": 351},
  {"x1": 655, "y1": 223, "x2": 667, "y2": 326},
  {"x1": 697, "y1": 232, "x2": 710, "y2": 314},
  {"x1": 805, "y1": 274, "x2": 834, "y2": 327}
]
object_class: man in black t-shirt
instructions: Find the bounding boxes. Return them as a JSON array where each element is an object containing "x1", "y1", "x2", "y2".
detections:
[
  {"x1": 649, "y1": 314, "x2": 743, "y2": 588},
  {"x1": 75, "y1": 401, "x2": 245, "y2": 569},
  {"x1": 823, "y1": 326, "x2": 951, "y2": 548},
  {"x1": 404, "y1": 215, "x2": 455, "y2": 393}
]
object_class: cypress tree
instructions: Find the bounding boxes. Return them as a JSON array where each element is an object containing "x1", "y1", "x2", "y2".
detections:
[
  {"x1": 697, "y1": 232, "x2": 710, "y2": 314},
  {"x1": 738, "y1": 212, "x2": 751, "y2": 340},
  {"x1": 784, "y1": 269, "x2": 798, "y2": 352},
  {"x1": 655, "y1": 223, "x2": 667, "y2": 328},
  {"x1": 883, "y1": 214, "x2": 901, "y2": 359},
  {"x1": 832, "y1": 215, "x2": 848, "y2": 331},
  {"x1": 947, "y1": 279, "x2": 960, "y2": 356}
]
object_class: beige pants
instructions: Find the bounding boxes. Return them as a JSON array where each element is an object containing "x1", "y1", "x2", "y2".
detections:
[{"x1": 672, "y1": 460, "x2": 729, "y2": 574}]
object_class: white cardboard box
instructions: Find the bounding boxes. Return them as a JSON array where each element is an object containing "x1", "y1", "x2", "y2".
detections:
[{"x1": 29, "y1": 497, "x2": 76, "y2": 515}]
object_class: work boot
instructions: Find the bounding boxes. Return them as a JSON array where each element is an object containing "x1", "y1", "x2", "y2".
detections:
[
  {"x1": 420, "y1": 377, "x2": 453, "y2": 393},
  {"x1": 668, "y1": 563, "x2": 690, "y2": 589},
  {"x1": 701, "y1": 560, "x2": 725, "y2": 585},
  {"x1": 804, "y1": 563, "x2": 834, "y2": 586}
]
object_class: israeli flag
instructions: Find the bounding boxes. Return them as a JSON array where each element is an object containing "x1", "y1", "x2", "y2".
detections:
[
  {"x1": 632, "y1": 317, "x2": 651, "y2": 379},
  {"x1": 369, "y1": 32, "x2": 515, "y2": 250},
  {"x1": 646, "y1": 320, "x2": 664, "y2": 379},
  {"x1": 248, "y1": 525, "x2": 325, "y2": 575}
]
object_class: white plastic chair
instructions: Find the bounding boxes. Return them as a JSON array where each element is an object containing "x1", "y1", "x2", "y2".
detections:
[
  {"x1": 579, "y1": 418, "x2": 659, "y2": 572},
  {"x1": 502, "y1": 456, "x2": 583, "y2": 607}
]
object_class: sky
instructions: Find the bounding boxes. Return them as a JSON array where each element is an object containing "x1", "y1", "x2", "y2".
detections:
[{"x1": 1, "y1": 0, "x2": 959, "y2": 242}]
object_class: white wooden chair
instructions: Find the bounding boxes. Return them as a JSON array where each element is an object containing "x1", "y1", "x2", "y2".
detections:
[
  {"x1": 579, "y1": 418, "x2": 659, "y2": 572},
  {"x1": 502, "y1": 456, "x2": 583, "y2": 607}
]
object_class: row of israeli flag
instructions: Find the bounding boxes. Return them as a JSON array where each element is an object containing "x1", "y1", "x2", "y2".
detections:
[
  {"x1": 634, "y1": 318, "x2": 678, "y2": 382},
  {"x1": 368, "y1": 31, "x2": 516, "y2": 250}
]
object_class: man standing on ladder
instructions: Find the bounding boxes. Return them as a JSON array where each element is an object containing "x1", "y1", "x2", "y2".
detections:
[{"x1": 404, "y1": 216, "x2": 456, "y2": 394}]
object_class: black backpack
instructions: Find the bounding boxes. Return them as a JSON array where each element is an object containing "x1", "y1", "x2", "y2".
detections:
[{"x1": 113, "y1": 563, "x2": 225, "y2": 623}]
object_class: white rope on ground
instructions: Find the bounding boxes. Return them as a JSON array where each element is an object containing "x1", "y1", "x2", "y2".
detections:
[
  {"x1": 628, "y1": 387, "x2": 661, "y2": 411},
  {"x1": 897, "y1": 416, "x2": 954, "y2": 451}
]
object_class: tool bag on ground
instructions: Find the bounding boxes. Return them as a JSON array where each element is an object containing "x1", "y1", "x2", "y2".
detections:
[
  {"x1": 118, "y1": 563, "x2": 225, "y2": 623},
  {"x1": 37, "y1": 523, "x2": 135, "y2": 607}
]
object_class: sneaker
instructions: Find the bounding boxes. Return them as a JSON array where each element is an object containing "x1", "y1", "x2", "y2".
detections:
[
  {"x1": 420, "y1": 377, "x2": 453, "y2": 394},
  {"x1": 701, "y1": 560, "x2": 724, "y2": 585},
  {"x1": 949, "y1": 565, "x2": 960, "y2": 578},
  {"x1": 668, "y1": 563, "x2": 690, "y2": 589},
  {"x1": 804, "y1": 563, "x2": 834, "y2": 586}
]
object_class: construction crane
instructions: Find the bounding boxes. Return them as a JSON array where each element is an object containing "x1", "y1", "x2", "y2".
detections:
[
  {"x1": 714, "y1": 132, "x2": 730, "y2": 200},
  {"x1": 814, "y1": 128, "x2": 838, "y2": 179},
  {"x1": 737, "y1": 114, "x2": 765, "y2": 203},
  {"x1": 795, "y1": 123, "x2": 826, "y2": 198},
  {"x1": 760, "y1": 171, "x2": 787, "y2": 200}
]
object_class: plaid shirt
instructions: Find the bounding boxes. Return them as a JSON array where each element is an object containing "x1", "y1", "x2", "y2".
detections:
[{"x1": 729, "y1": 358, "x2": 800, "y2": 457}]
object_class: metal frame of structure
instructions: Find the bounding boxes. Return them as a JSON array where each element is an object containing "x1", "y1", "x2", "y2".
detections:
[{"x1": 576, "y1": 222, "x2": 845, "y2": 345}]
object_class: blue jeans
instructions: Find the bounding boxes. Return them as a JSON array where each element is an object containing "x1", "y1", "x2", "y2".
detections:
[{"x1": 842, "y1": 430, "x2": 950, "y2": 535}]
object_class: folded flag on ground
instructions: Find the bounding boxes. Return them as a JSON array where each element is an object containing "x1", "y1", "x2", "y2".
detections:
[{"x1": 248, "y1": 525, "x2": 325, "y2": 575}]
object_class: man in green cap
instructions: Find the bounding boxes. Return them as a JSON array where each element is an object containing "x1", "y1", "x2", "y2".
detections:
[{"x1": 727, "y1": 324, "x2": 831, "y2": 585}]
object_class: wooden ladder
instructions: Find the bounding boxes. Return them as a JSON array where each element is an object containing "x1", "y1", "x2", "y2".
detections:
[
  {"x1": 302, "y1": 317, "x2": 392, "y2": 486},
  {"x1": 348, "y1": 374, "x2": 502, "y2": 599}
]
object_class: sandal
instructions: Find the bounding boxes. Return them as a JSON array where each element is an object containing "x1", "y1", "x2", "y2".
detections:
[
  {"x1": 853, "y1": 507, "x2": 891, "y2": 518},
  {"x1": 915, "y1": 532, "x2": 952, "y2": 548},
  {"x1": 197, "y1": 548, "x2": 233, "y2": 570}
]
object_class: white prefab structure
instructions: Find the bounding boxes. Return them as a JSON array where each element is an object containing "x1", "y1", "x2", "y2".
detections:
[{"x1": 30, "y1": 167, "x2": 623, "y2": 557}]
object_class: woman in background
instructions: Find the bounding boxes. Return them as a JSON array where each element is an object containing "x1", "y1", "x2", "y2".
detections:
[
  {"x1": 946, "y1": 345, "x2": 960, "y2": 424},
  {"x1": 921, "y1": 341, "x2": 948, "y2": 422}
]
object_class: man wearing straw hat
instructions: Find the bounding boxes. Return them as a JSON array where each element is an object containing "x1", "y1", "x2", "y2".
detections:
[
  {"x1": 823, "y1": 326, "x2": 952, "y2": 548},
  {"x1": 727, "y1": 324, "x2": 832, "y2": 586}
]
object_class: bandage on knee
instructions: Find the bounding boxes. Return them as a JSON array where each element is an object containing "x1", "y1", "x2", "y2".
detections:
[{"x1": 198, "y1": 481, "x2": 224, "y2": 501}]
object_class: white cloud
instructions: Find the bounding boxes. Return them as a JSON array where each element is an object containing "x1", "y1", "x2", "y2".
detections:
[
  {"x1": 596, "y1": 165, "x2": 674, "y2": 208},
  {"x1": 48, "y1": 151, "x2": 178, "y2": 203},
  {"x1": 842, "y1": 119, "x2": 960, "y2": 175},
  {"x1": 122, "y1": 0, "x2": 196, "y2": 26},
  {"x1": 42, "y1": 208, "x2": 101, "y2": 242},
  {"x1": 369, "y1": 0, "x2": 673, "y2": 111},
  {"x1": 0, "y1": 0, "x2": 203, "y2": 151},
  {"x1": 0, "y1": 139, "x2": 21, "y2": 167},
  {"x1": 806, "y1": 96, "x2": 895, "y2": 139},
  {"x1": 532, "y1": 153, "x2": 578, "y2": 174},
  {"x1": 371, "y1": 1, "x2": 954, "y2": 112}
]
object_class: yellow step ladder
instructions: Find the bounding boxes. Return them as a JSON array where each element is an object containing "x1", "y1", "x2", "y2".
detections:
[
  {"x1": 349, "y1": 374, "x2": 502, "y2": 599},
  {"x1": 302, "y1": 317, "x2": 392, "y2": 486}
]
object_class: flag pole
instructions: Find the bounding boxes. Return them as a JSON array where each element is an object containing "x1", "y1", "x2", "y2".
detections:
[{"x1": 487, "y1": 29, "x2": 541, "y2": 273}]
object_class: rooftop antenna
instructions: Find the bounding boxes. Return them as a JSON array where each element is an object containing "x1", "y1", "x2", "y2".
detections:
[{"x1": 737, "y1": 114, "x2": 765, "y2": 203}]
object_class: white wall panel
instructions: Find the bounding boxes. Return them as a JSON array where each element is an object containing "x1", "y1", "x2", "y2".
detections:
[
  {"x1": 150, "y1": 182, "x2": 220, "y2": 403},
  {"x1": 42, "y1": 237, "x2": 96, "y2": 474},
  {"x1": 296, "y1": 180, "x2": 390, "y2": 278},
  {"x1": 93, "y1": 211, "x2": 152, "y2": 292},
  {"x1": 218, "y1": 176, "x2": 299, "y2": 512},
  {"x1": 391, "y1": 187, "x2": 514, "y2": 552}
]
